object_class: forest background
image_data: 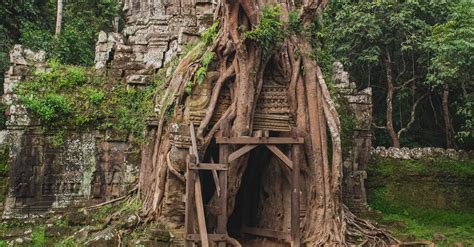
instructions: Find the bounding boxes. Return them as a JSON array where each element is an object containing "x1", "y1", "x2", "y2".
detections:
[{"x1": 0, "y1": 0, "x2": 472, "y2": 149}]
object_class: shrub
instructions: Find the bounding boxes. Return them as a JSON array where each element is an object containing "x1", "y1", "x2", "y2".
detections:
[{"x1": 245, "y1": 5, "x2": 285, "y2": 56}]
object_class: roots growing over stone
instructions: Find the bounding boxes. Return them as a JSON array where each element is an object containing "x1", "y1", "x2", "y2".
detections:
[{"x1": 138, "y1": 0, "x2": 396, "y2": 245}]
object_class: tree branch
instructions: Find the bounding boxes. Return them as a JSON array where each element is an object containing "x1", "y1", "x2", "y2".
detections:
[
  {"x1": 397, "y1": 92, "x2": 428, "y2": 138},
  {"x1": 395, "y1": 76, "x2": 418, "y2": 90}
]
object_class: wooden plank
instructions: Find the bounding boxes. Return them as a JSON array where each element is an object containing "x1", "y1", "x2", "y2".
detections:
[
  {"x1": 266, "y1": 145, "x2": 294, "y2": 170},
  {"x1": 194, "y1": 176, "x2": 209, "y2": 247},
  {"x1": 189, "y1": 163, "x2": 228, "y2": 170},
  {"x1": 210, "y1": 156, "x2": 221, "y2": 197},
  {"x1": 185, "y1": 155, "x2": 197, "y2": 247},
  {"x1": 189, "y1": 123, "x2": 200, "y2": 161},
  {"x1": 217, "y1": 144, "x2": 229, "y2": 247},
  {"x1": 228, "y1": 145, "x2": 258, "y2": 163},
  {"x1": 241, "y1": 226, "x2": 291, "y2": 241},
  {"x1": 216, "y1": 137, "x2": 304, "y2": 144},
  {"x1": 186, "y1": 234, "x2": 227, "y2": 242},
  {"x1": 291, "y1": 145, "x2": 301, "y2": 247}
]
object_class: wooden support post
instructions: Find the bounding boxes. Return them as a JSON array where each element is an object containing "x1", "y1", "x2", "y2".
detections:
[
  {"x1": 228, "y1": 144, "x2": 258, "y2": 163},
  {"x1": 291, "y1": 145, "x2": 301, "y2": 247},
  {"x1": 194, "y1": 175, "x2": 209, "y2": 247},
  {"x1": 265, "y1": 145, "x2": 294, "y2": 169},
  {"x1": 217, "y1": 143, "x2": 229, "y2": 247},
  {"x1": 185, "y1": 154, "x2": 197, "y2": 247}
]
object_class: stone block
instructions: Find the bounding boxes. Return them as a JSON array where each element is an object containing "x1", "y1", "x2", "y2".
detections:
[{"x1": 126, "y1": 74, "x2": 152, "y2": 85}]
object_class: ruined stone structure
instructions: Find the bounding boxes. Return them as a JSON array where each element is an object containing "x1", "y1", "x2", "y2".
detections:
[
  {"x1": 2, "y1": 46, "x2": 139, "y2": 217},
  {"x1": 1, "y1": 1, "x2": 372, "y2": 222},
  {"x1": 94, "y1": 0, "x2": 217, "y2": 86},
  {"x1": 333, "y1": 62, "x2": 372, "y2": 213},
  {"x1": 1, "y1": 0, "x2": 218, "y2": 218}
]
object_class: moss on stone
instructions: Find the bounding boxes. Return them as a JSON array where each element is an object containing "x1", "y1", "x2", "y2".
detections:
[
  {"x1": 367, "y1": 156, "x2": 474, "y2": 245},
  {"x1": 16, "y1": 64, "x2": 156, "y2": 142}
]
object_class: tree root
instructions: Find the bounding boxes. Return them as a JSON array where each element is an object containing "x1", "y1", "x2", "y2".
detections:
[{"x1": 344, "y1": 206, "x2": 399, "y2": 246}]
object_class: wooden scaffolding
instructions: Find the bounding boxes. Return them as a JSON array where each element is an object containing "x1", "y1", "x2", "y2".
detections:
[{"x1": 185, "y1": 123, "x2": 304, "y2": 247}]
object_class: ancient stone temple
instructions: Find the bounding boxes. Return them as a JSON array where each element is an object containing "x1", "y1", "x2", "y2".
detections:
[
  {"x1": 94, "y1": 0, "x2": 217, "y2": 85},
  {"x1": 2, "y1": 46, "x2": 140, "y2": 217},
  {"x1": 2, "y1": 0, "x2": 217, "y2": 217},
  {"x1": 1, "y1": 0, "x2": 371, "y2": 226}
]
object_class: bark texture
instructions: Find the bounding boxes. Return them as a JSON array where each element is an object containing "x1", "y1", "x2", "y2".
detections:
[
  {"x1": 55, "y1": 0, "x2": 63, "y2": 36},
  {"x1": 442, "y1": 83, "x2": 453, "y2": 148},
  {"x1": 139, "y1": 0, "x2": 396, "y2": 245}
]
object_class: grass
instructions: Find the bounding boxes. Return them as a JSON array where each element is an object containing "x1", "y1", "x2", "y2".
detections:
[
  {"x1": 378, "y1": 212, "x2": 474, "y2": 246},
  {"x1": 368, "y1": 157, "x2": 474, "y2": 180},
  {"x1": 367, "y1": 157, "x2": 474, "y2": 246}
]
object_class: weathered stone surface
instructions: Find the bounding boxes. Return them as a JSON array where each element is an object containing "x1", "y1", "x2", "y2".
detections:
[
  {"x1": 2, "y1": 49, "x2": 139, "y2": 217},
  {"x1": 95, "y1": 0, "x2": 216, "y2": 86},
  {"x1": 334, "y1": 62, "x2": 373, "y2": 214},
  {"x1": 371, "y1": 146, "x2": 474, "y2": 161},
  {"x1": 84, "y1": 226, "x2": 118, "y2": 247}
]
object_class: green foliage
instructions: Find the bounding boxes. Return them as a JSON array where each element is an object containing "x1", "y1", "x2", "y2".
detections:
[
  {"x1": 370, "y1": 186, "x2": 474, "y2": 245},
  {"x1": 1, "y1": 0, "x2": 123, "y2": 67},
  {"x1": 324, "y1": 0, "x2": 473, "y2": 148},
  {"x1": 31, "y1": 225, "x2": 46, "y2": 247},
  {"x1": 0, "y1": 147, "x2": 9, "y2": 203},
  {"x1": 201, "y1": 21, "x2": 220, "y2": 46},
  {"x1": 22, "y1": 93, "x2": 73, "y2": 126},
  {"x1": 17, "y1": 63, "x2": 155, "y2": 141},
  {"x1": 54, "y1": 238, "x2": 80, "y2": 247},
  {"x1": 0, "y1": 102, "x2": 7, "y2": 129},
  {"x1": 424, "y1": 2, "x2": 474, "y2": 142},
  {"x1": 245, "y1": 5, "x2": 285, "y2": 56},
  {"x1": 309, "y1": 13, "x2": 335, "y2": 81},
  {"x1": 367, "y1": 155, "x2": 474, "y2": 245},
  {"x1": 335, "y1": 98, "x2": 355, "y2": 155},
  {"x1": 369, "y1": 157, "x2": 474, "y2": 181},
  {"x1": 288, "y1": 10, "x2": 303, "y2": 34},
  {"x1": 195, "y1": 51, "x2": 215, "y2": 86}
]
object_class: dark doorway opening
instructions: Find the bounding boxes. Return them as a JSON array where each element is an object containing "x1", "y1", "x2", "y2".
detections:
[{"x1": 227, "y1": 146, "x2": 272, "y2": 238}]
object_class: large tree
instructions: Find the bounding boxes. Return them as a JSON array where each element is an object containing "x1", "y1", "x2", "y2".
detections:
[
  {"x1": 328, "y1": 1, "x2": 435, "y2": 148},
  {"x1": 139, "y1": 0, "x2": 394, "y2": 245},
  {"x1": 424, "y1": 2, "x2": 474, "y2": 147}
]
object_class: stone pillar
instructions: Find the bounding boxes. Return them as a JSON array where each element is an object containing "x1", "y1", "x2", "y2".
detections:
[{"x1": 333, "y1": 62, "x2": 372, "y2": 214}]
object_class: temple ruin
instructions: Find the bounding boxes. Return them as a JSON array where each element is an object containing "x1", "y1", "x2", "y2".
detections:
[{"x1": 2, "y1": 0, "x2": 373, "y2": 245}]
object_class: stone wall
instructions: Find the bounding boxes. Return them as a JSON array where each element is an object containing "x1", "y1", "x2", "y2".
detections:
[
  {"x1": 367, "y1": 147, "x2": 474, "y2": 215},
  {"x1": 371, "y1": 146, "x2": 474, "y2": 161},
  {"x1": 1, "y1": 0, "x2": 217, "y2": 217},
  {"x1": 1, "y1": 46, "x2": 139, "y2": 217},
  {"x1": 333, "y1": 62, "x2": 372, "y2": 214},
  {"x1": 94, "y1": 0, "x2": 216, "y2": 86}
]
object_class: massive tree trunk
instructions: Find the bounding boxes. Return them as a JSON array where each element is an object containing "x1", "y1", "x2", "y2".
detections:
[
  {"x1": 55, "y1": 0, "x2": 63, "y2": 37},
  {"x1": 139, "y1": 0, "x2": 395, "y2": 245}
]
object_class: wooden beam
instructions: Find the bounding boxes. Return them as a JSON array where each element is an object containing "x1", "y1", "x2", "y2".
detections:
[
  {"x1": 291, "y1": 145, "x2": 301, "y2": 247},
  {"x1": 217, "y1": 142, "x2": 229, "y2": 247},
  {"x1": 186, "y1": 234, "x2": 227, "y2": 242},
  {"x1": 228, "y1": 145, "x2": 258, "y2": 163},
  {"x1": 185, "y1": 155, "x2": 197, "y2": 247},
  {"x1": 266, "y1": 145, "x2": 293, "y2": 170},
  {"x1": 189, "y1": 163, "x2": 228, "y2": 170},
  {"x1": 210, "y1": 156, "x2": 221, "y2": 197},
  {"x1": 189, "y1": 123, "x2": 200, "y2": 161},
  {"x1": 241, "y1": 226, "x2": 291, "y2": 241},
  {"x1": 194, "y1": 176, "x2": 209, "y2": 247},
  {"x1": 216, "y1": 137, "x2": 304, "y2": 144}
]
